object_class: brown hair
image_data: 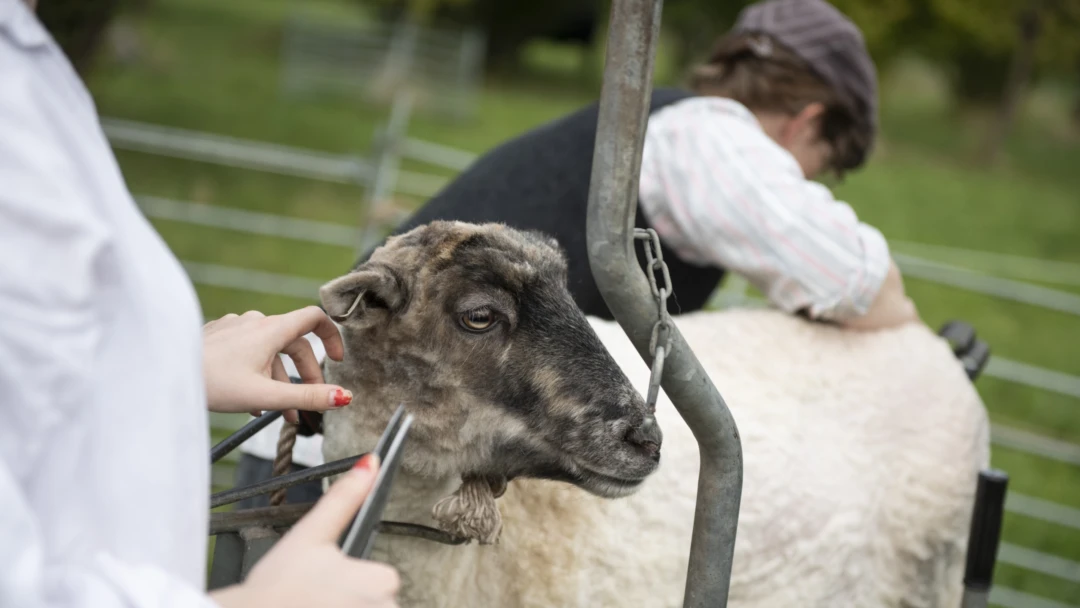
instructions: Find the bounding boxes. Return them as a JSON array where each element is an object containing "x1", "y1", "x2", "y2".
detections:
[{"x1": 688, "y1": 32, "x2": 868, "y2": 177}]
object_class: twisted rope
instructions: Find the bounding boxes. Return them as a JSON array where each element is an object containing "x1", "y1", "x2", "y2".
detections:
[{"x1": 269, "y1": 420, "x2": 298, "y2": 507}]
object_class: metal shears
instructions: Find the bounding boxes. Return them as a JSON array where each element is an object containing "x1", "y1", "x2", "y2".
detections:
[{"x1": 338, "y1": 404, "x2": 414, "y2": 559}]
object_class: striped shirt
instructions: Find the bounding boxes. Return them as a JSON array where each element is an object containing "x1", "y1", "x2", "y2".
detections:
[{"x1": 639, "y1": 96, "x2": 890, "y2": 321}]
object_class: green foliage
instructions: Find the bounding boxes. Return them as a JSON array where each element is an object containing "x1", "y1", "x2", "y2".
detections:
[
  {"x1": 363, "y1": 0, "x2": 602, "y2": 69},
  {"x1": 351, "y1": 0, "x2": 1080, "y2": 106},
  {"x1": 364, "y1": 0, "x2": 472, "y2": 24},
  {"x1": 660, "y1": 0, "x2": 1080, "y2": 105},
  {"x1": 659, "y1": 0, "x2": 742, "y2": 68}
]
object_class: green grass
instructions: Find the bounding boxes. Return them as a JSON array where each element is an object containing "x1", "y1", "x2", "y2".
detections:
[{"x1": 81, "y1": 0, "x2": 1080, "y2": 603}]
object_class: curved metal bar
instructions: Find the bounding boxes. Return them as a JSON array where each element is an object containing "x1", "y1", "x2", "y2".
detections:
[
  {"x1": 210, "y1": 411, "x2": 282, "y2": 464},
  {"x1": 209, "y1": 503, "x2": 469, "y2": 546},
  {"x1": 583, "y1": 0, "x2": 743, "y2": 606},
  {"x1": 210, "y1": 453, "x2": 361, "y2": 509}
]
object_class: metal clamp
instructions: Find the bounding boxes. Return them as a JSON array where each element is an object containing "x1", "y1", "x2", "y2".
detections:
[{"x1": 937, "y1": 320, "x2": 992, "y2": 381}]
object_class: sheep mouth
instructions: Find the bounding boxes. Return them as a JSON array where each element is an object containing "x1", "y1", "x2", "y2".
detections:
[{"x1": 571, "y1": 461, "x2": 652, "y2": 498}]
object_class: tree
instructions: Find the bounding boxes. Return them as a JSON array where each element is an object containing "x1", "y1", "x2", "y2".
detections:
[
  {"x1": 981, "y1": 0, "x2": 1043, "y2": 164},
  {"x1": 368, "y1": 0, "x2": 603, "y2": 70},
  {"x1": 896, "y1": 0, "x2": 1080, "y2": 104},
  {"x1": 35, "y1": 0, "x2": 124, "y2": 74}
]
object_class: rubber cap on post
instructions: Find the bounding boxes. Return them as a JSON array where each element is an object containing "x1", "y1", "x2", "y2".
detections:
[
  {"x1": 938, "y1": 320, "x2": 977, "y2": 355},
  {"x1": 963, "y1": 469, "x2": 1009, "y2": 590}
]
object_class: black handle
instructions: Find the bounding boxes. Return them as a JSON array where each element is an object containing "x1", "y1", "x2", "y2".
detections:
[{"x1": 963, "y1": 469, "x2": 1009, "y2": 591}]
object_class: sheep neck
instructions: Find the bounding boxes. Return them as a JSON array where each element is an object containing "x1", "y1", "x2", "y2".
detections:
[{"x1": 379, "y1": 467, "x2": 461, "y2": 528}]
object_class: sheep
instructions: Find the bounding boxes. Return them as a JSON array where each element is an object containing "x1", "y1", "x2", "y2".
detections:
[{"x1": 318, "y1": 220, "x2": 991, "y2": 608}]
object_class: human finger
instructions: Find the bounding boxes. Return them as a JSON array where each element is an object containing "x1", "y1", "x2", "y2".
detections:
[
  {"x1": 239, "y1": 310, "x2": 266, "y2": 328},
  {"x1": 285, "y1": 454, "x2": 379, "y2": 543},
  {"x1": 282, "y1": 337, "x2": 324, "y2": 385},
  {"x1": 346, "y1": 563, "x2": 401, "y2": 600},
  {"x1": 275, "y1": 306, "x2": 345, "y2": 362},
  {"x1": 271, "y1": 355, "x2": 290, "y2": 383},
  {"x1": 249, "y1": 376, "x2": 352, "y2": 413},
  {"x1": 268, "y1": 357, "x2": 300, "y2": 423}
]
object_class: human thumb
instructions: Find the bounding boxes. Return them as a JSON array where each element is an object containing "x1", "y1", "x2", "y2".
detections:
[
  {"x1": 255, "y1": 378, "x2": 353, "y2": 413},
  {"x1": 286, "y1": 454, "x2": 380, "y2": 544}
]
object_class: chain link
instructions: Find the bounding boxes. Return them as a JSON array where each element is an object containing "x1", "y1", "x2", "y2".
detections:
[{"x1": 634, "y1": 228, "x2": 675, "y2": 411}]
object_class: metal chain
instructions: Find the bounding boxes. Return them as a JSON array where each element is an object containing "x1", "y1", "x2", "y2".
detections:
[{"x1": 634, "y1": 228, "x2": 674, "y2": 411}]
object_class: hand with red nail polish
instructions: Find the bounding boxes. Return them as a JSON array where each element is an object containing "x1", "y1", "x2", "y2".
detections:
[
  {"x1": 201, "y1": 306, "x2": 353, "y2": 423},
  {"x1": 211, "y1": 454, "x2": 400, "y2": 608}
]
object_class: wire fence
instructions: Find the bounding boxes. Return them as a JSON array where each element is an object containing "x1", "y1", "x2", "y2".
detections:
[
  {"x1": 279, "y1": 16, "x2": 486, "y2": 122},
  {"x1": 106, "y1": 117, "x2": 1080, "y2": 608}
]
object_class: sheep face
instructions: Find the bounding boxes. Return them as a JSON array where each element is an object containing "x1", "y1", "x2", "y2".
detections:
[{"x1": 320, "y1": 221, "x2": 662, "y2": 499}]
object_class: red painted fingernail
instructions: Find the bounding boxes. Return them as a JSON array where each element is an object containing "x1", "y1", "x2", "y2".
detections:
[
  {"x1": 352, "y1": 453, "x2": 380, "y2": 473},
  {"x1": 329, "y1": 388, "x2": 352, "y2": 407}
]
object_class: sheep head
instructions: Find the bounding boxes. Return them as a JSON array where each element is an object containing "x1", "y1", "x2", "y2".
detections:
[{"x1": 320, "y1": 221, "x2": 662, "y2": 520}]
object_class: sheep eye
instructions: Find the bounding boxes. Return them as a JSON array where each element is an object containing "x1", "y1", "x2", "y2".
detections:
[{"x1": 460, "y1": 308, "x2": 495, "y2": 332}]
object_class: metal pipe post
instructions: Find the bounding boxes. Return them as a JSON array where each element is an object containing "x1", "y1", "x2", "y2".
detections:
[
  {"x1": 961, "y1": 469, "x2": 1010, "y2": 608},
  {"x1": 584, "y1": 0, "x2": 743, "y2": 606}
]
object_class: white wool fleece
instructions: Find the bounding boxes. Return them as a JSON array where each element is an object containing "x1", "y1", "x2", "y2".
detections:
[{"x1": 328, "y1": 308, "x2": 991, "y2": 608}]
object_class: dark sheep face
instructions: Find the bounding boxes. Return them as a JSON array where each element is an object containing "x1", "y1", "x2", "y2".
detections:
[{"x1": 321, "y1": 221, "x2": 662, "y2": 498}]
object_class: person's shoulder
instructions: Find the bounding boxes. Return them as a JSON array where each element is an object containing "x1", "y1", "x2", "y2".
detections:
[
  {"x1": 650, "y1": 97, "x2": 768, "y2": 140},
  {"x1": 0, "y1": 35, "x2": 113, "y2": 241},
  {"x1": 650, "y1": 95, "x2": 745, "y2": 119},
  {"x1": 0, "y1": 0, "x2": 56, "y2": 55},
  {"x1": 648, "y1": 97, "x2": 795, "y2": 164}
]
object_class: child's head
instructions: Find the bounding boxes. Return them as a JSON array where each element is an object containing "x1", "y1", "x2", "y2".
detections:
[{"x1": 689, "y1": 0, "x2": 877, "y2": 179}]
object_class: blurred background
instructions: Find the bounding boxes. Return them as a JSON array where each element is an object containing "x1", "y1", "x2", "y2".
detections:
[{"x1": 36, "y1": 0, "x2": 1080, "y2": 605}]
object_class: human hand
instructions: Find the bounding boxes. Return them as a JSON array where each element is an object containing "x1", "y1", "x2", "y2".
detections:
[
  {"x1": 210, "y1": 454, "x2": 401, "y2": 608},
  {"x1": 842, "y1": 260, "x2": 922, "y2": 331},
  {"x1": 202, "y1": 307, "x2": 352, "y2": 423}
]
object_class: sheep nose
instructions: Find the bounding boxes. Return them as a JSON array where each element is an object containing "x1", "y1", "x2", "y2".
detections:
[{"x1": 626, "y1": 416, "x2": 663, "y2": 461}]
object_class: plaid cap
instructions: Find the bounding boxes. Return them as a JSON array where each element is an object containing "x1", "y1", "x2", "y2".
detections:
[{"x1": 731, "y1": 0, "x2": 878, "y2": 167}]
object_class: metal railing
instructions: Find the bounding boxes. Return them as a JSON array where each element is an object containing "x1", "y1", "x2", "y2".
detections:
[{"x1": 279, "y1": 15, "x2": 486, "y2": 121}]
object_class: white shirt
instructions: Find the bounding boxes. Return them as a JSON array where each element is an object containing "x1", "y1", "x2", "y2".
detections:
[
  {"x1": 639, "y1": 97, "x2": 891, "y2": 321},
  {"x1": 0, "y1": 2, "x2": 217, "y2": 606}
]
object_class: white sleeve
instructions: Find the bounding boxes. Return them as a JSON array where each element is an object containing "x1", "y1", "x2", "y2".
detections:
[
  {"x1": 0, "y1": 465, "x2": 221, "y2": 608},
  {"x1": 0, "y1": 26, "x2": 220, "y2": 608},
  {"x1": 639, "y1": 102, "x2": 891, "y2": 321}
]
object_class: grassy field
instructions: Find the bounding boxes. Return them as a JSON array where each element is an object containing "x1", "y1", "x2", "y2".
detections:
[{"x1": 81, "y1": 0, "x2": 1080, "y2": 603}]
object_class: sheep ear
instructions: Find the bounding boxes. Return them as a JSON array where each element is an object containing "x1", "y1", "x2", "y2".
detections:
[{"x1": 319, "y1": 267, "x2": 406, "y2": 324}]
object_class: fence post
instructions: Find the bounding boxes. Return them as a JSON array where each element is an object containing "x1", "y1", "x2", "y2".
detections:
[
  {"x1": 453, "y1": 28, "x2": 486, "y2": 121},
  {"x1": 962, "y1": 470, "x2": 1010, "y2": 608},
  {"x1": 357, "y1": 90, "x2": 414, "y2": 257}
]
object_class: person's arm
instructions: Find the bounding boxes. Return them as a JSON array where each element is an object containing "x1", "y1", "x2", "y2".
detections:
[
  {"x1": 639, "y1": 100, "x2": 918, "y2": 329},
  {"x1": 0, "y1": 21, "x2": 398, "y2": 605},
  {"x1": 0, "y1": 117, "x2": 222, "y2": 608},
  {"x1": 1, "y1": 450, "x2": 398, "y2": 608},
  {"x1": 836, "y1": 258, "x2": 919, "y2": 330},
  {"x1": 0, "y1": 466, "x2": 222, "y2": 608},
  {"x1": 0, "y1": 206, "x2": 395, "y2": 608}
]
